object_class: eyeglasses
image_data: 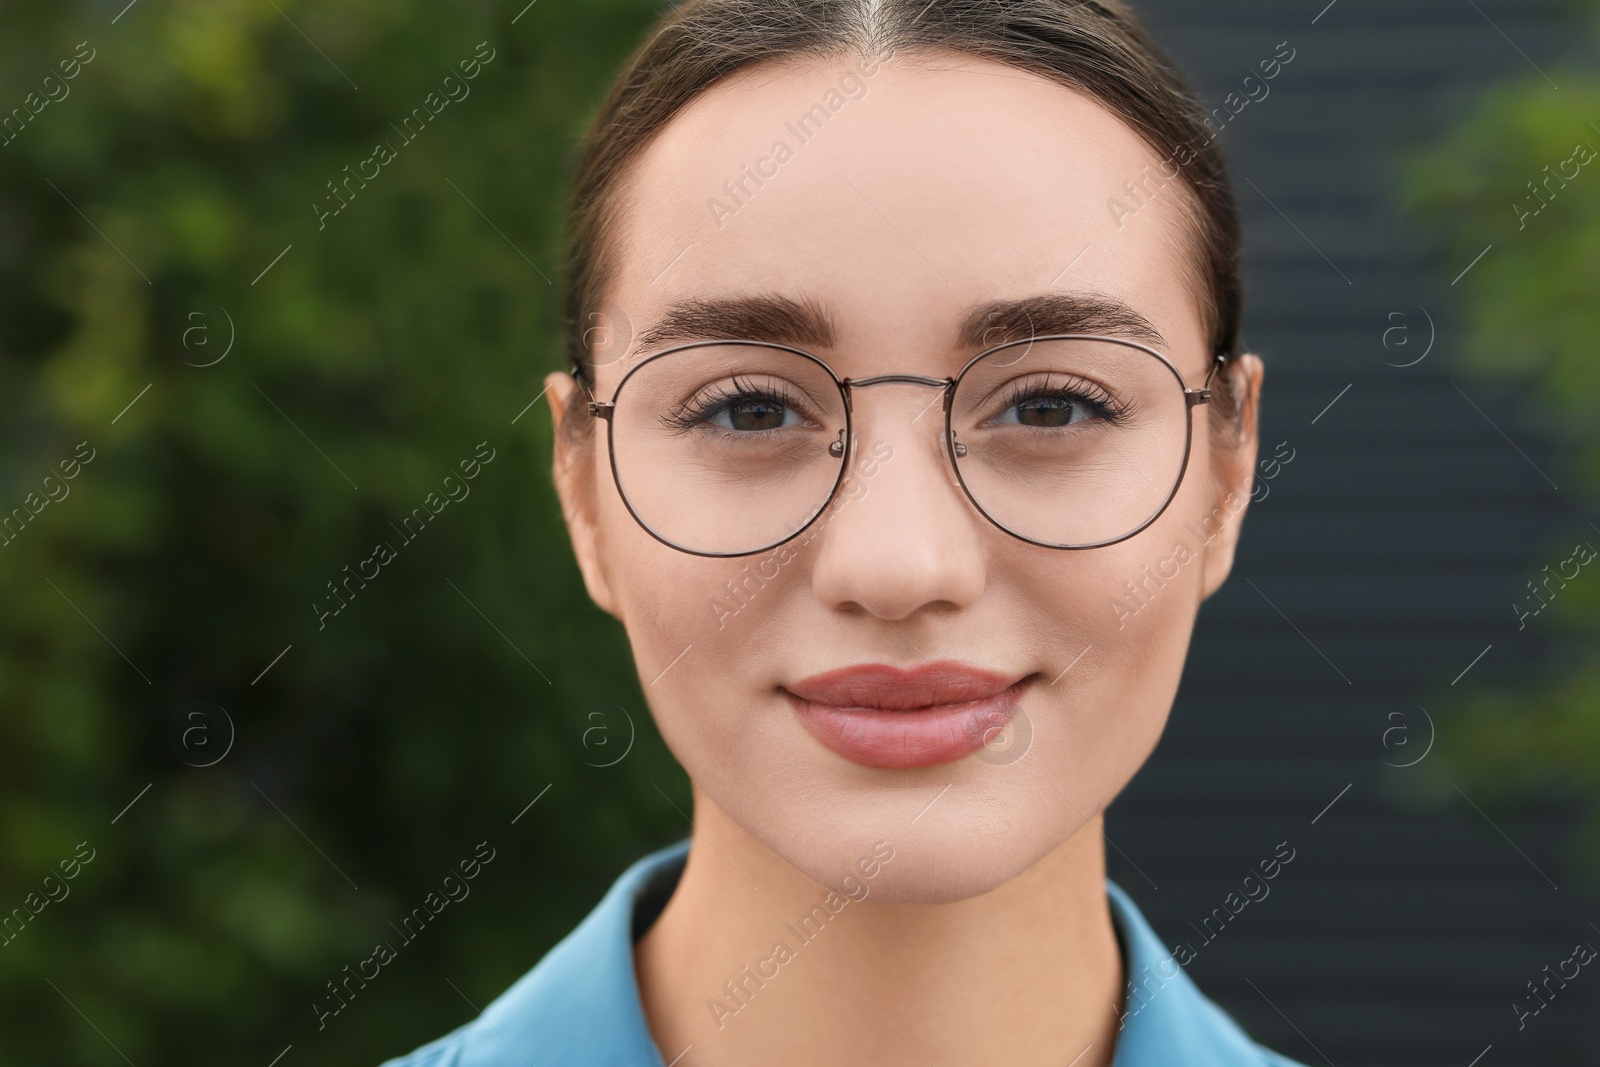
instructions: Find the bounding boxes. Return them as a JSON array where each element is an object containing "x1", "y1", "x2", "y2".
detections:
[{"x1": 584, "y1": 334, "x2": 1226, "y2": 558}]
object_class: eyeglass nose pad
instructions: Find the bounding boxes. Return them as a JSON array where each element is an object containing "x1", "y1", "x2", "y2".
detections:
[
  {"x1": 951, "y1": 433, "x2": 967, "y2": 458},
  {"x1": 828, "y1": 430, "x2": 846, "y2": 458}
]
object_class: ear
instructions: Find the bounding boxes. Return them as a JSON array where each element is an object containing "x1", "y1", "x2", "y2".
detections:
[
  {"x1": 545, "y1": 370, "x2": 622, "y2": 618},
  {"x1": 1198, "y1": 353, "x2": 1264, "y2": 600}
]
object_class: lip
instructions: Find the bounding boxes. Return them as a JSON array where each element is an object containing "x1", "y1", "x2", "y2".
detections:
[{"x1": 783, "y1": 660, "x2": 1033, "y2": 769}]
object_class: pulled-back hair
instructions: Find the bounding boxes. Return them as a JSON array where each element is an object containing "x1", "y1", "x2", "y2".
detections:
[{"x1": 559, "y1": 0, "x2": 1243, "y2": 434}]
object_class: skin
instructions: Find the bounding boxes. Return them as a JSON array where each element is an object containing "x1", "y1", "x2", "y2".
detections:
[{"x1": 545, "y1": 50, "x2": 1264, "y2": 1067}]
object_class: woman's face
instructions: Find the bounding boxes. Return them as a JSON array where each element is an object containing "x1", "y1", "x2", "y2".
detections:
[{"x1": 548, "y1": 51, "x2": 1261, "y2": 904}]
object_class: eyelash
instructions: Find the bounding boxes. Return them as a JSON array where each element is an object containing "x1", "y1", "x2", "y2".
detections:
[
  {"x1": 990, "y1": 375, "x2": 1134, "y2": 426},
  {"x1": 659, "y1": 374, "x2": 813, "y2": 435}
]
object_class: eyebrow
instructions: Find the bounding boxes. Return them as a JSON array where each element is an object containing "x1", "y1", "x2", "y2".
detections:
[
  {"x1": 959, "y1": 293, "x2": 1166, "y2": 350},
  {"x1": 632, "y1": 291, "x2": 1166, "y2": 356},
  {"x1": 633, "y1": 293, "x2": 836, "y2": 353}
]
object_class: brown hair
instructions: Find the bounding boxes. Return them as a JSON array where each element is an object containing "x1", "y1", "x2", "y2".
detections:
[{"x1": 558, "y1": 0, "x2": 1244, "y2": 441}]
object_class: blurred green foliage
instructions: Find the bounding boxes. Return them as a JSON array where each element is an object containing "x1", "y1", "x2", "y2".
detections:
[
  {"x1": 1407, "y1": 3, "x2": 1600, "y2": 880},
  {"x1": 0, "y1": 1, "x2": 690, "y2": 1063}
]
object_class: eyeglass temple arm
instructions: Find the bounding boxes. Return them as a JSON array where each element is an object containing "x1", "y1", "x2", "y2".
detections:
[
  {"x1": 583, "y1": 369, "x2": 615, "y2": 421},
  {"x1": 565, "y1": 360, "x2": 614, "y2": 420},
  {"x1": 1184, "y1": 352, "x2": 1230, "y2": 408}
]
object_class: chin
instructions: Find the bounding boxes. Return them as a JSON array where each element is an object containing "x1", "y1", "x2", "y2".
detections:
[
  {"x1": 801, "y1": 813, "x2": 1087, "y2": 905},
  {"x1": 719, "y1": 760, "x2": 1105, "y2": 906}
]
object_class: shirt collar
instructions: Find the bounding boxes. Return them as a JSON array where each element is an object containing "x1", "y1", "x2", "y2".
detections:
[
  {"x1": 396, "y1": 837, "x2": 1290, "y2": 1066},
  {"x1": 1103, "y1": 879, "x2": 1290, "y2": 1063}
]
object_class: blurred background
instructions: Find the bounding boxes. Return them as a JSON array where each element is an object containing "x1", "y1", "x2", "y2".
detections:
[{"x1": 0, "y1": 0, "x2": 1596, "y2": 1064}]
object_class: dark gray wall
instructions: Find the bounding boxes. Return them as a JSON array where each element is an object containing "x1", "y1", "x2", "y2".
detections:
[{"x1": 1107, "y1": 1, "x2": 1597, "y2": 1064}]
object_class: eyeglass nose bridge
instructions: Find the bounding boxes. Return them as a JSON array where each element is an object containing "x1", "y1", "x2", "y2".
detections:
[
  {"x1": 829, "y1": 374, "x2": 961, "y2": 458},
  {"x1": 843, "y1": 373, "x2": 955, "y2": 390}
]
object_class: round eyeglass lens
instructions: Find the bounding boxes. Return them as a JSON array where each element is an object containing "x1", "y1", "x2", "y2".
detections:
[
  {"x1": 950, "y1": 337, "x2": 1193, "y2": 548},
  {"x1": 608, "y1": 342, "x2": 849, "y2": 555}
]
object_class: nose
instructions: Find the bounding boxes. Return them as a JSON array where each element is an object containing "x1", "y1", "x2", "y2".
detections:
[{"x1": 808, "y1": 388, "x2": 988, "y2": 622}]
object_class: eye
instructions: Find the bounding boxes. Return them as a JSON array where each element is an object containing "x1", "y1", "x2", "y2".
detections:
[
  {"x1": 988, "y1": 384, "x2": 1121, "y2": 428},
  {"x1": 1006, "y1": 393, "x2": 1097, "y2": 427},
  {"x1": 660, "y1": 374, "x2": 816, "y2": 435},
  {"x1": 709, "y1": 394, "x2": 801, "y2": 432}
]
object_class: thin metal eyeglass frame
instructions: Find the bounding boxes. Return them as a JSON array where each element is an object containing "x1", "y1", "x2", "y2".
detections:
[{"x1": 585, "y1": 333, "x2": 1229, "y2": 558}]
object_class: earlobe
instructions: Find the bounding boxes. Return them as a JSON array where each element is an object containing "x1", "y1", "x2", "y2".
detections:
[
  {"x1": 545, "y1": 371, "x2": 622, "y2": 618},
  {"x1": 1198, "y1": 353, "x2": 1264, "y2": 599}
]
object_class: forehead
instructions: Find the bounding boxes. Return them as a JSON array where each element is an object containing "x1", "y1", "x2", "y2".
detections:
[{"x1": 603, "y1": 50, "x2": 1207, "y2": 384}]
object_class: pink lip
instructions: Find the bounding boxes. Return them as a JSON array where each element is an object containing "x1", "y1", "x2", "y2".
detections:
[{"x1": 783, "y1": 660, "x2": 1033, "y2": 769}]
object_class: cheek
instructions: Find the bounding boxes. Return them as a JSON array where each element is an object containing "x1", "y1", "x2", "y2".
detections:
[
  {"x1": 1006, "y1": 476, "x2": 1216, "y2": 806},
  {"x1": 1085, "y1": 472, "x2": 1217, "y2": 674},
  {"x1": 599, "y1": 479, "x2": 797, "y2": 748}
]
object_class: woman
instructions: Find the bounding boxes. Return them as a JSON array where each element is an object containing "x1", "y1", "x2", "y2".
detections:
[{"x1": 387, "y1": 0, "x2": 1299, "y2": 1063}]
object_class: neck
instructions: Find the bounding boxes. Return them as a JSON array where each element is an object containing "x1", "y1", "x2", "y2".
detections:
[{"x1": 634, "y1": 787, "x2": 1124, "y2": 1067}]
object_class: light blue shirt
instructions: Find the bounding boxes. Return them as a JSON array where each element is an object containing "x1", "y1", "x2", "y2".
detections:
[{"x1": 381, "y1": 838, "x2": 1308, "y2": 1066}]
